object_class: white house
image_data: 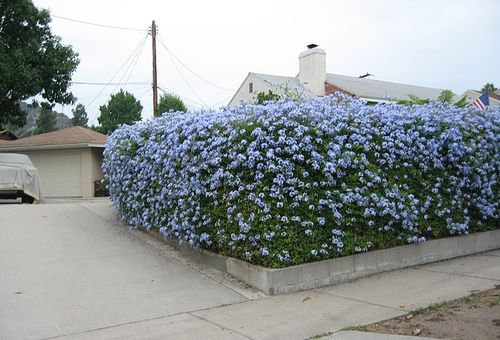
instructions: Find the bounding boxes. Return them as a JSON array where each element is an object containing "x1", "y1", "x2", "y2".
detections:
[
  {"x1": 457, "y1": 89, "x2": 500, "y2": 106},
  {"x1": 229, "y1": 45, "x2": 494, "y2": 106}
]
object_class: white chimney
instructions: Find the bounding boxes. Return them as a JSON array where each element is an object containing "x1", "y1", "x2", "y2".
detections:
[{"x1": 298, "y1": 45, "x2": 326, "y2": 96}]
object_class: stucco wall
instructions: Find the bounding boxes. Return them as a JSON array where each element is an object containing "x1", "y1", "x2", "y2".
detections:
[
  {"x1": 81, "y1": 148, "x2": 92, "y2": 198},
  {"x1": 80, "y1": 147, "x2": 105, "y2": 198},
  {"x1": 228, "y1": 74, "x2": 275, "y2": 107}
]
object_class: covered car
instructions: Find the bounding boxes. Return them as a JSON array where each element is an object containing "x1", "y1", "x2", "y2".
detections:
[{"x1": 0, "y1": 153, "x2": 42, "y2": 203}]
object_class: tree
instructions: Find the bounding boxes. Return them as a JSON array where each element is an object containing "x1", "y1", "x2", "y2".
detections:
[
  {"x1": 33, "y1": 103, "x2": 57, "y2": 135},
  {"x1": 397, "y1": 94, "x2": 430, "y2": 105},
  {"x1": 157, "y1": 93, "x2": 187, "y2": 116},
  {"x1": 71, "y1": 104, "x2": 88, "y2": 127},
  {"x1": 437, "y1": 89, "x2": 470, "y2": 108},
  {"x1": 0, "y1": 0, "x2": 79, "y2": 129},
  {"x1": 97, "y1": 90, "x2": 142, "y2": 134},
  {"x1": 256, "y1": 90, "x2": 280, "y2": 104},
  {"x1": 481, "y1": 83, "x2": 497, "y2": 93},
  {"x1": 453, "y1": 96, "x2": 468, "y2": 108},
  {"x1": 437, "y1": 89, "x2": 455, "y2": 103}
]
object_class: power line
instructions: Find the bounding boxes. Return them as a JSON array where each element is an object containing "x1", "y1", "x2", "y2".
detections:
[
  {"x1": 87, "y1": 33, "x2": 149, "y2": 125},
  {"x1": 86, "y1": 33, "x2": 148, "y2": 108},
  {"x1": 161, "y1": 46, "x2": 208, "y2": 107},
  {"x1": 137, "y1": 87, "x2": 152, "y2": 101},
  {"x1": 51, "y1": 14, "x2": 146, "y2": 32},
  {"x1": 109, "y1": 35, "x2": 148, "y2": 94},
  {"x1": 76, "y1": 85, "x2": 150, "y2": 100},
  {"x1": 157, "y1": 35, "x2": 235, "y2": 92},
  {"x1": 210, "y1": 95, "x2": 233, "y2": 108},
  {"x1": 157, "y1": 85, "x2": 204, "y2": 108},
  {"x1": 158, "y1": 84, "x2": 230, "y2": 109},
  {"x1": 171, "y1": 59, "x2": 208, "y2": 107},
  {"x1": 124, "y1": 38, "x2": 148, "y2": 87},
  {"x1": 71, "y1": 81, "x2": 149, "y2": 86}
]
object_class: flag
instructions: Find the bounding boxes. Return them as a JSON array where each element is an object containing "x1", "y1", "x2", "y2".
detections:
[{"x1": 473, "y1": 91, "x2": 489, "y2": 110}]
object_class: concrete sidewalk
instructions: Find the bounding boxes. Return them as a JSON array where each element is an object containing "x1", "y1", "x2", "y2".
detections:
[{"x1": 1, "y1": 200, "x2": 498, "y2": 340}]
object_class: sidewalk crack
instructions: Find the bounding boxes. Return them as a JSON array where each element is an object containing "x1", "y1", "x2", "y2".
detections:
[
  {"x1": 314, "y1": 290, "x2": 406, "y2": 312},
  {"x1": 413, "y1": 267, "x2": 500, "y2": 282},
  {"x1": 189, "y1": 312, "x2": 255, "y2": 340}
]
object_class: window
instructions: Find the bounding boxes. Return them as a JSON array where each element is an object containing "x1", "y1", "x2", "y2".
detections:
[{"x1": 249, "y1": 82, "x2": 253, "y2": 93}]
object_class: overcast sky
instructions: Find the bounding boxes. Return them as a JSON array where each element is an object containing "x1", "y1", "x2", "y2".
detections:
[{"x1": 33, "y1": 0, "x2": 500, "y2": 125}]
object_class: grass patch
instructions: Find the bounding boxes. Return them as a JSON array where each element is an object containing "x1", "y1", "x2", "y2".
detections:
[
  {"x1": 305, "y1": 331, "x2": 334, "y2": 339},
  {"x1": 411, "y1": 299, "x2": 462, "y2": 316}
]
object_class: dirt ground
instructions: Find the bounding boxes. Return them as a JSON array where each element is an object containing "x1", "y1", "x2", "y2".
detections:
[{"x1": 354, "y1": 285, "x2": 500, "y2": 339}]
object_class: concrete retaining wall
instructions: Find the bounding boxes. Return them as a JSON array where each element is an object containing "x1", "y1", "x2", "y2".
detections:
[{"x1": 146, "y1": 229, "x2": 500, "y2": 295}]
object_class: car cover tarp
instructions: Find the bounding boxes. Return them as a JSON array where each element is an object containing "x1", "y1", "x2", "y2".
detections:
[{"x1": 0, "y1": 154, "x2": 42, "y2": 202}]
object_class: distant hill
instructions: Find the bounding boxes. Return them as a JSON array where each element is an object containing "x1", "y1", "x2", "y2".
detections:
[{"x1": 14, "y1": 102, "x2": 72, "y2": 137}]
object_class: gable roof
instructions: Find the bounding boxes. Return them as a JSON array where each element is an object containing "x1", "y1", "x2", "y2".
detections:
[
  {"x1": 459, "y1": 89, "x2": 500, "y2": 106},
  {"x1": 228, "y1": 72, "x2": 316, "y2": 106},
  {"x1": 252, "y1": 72, "x2": 300, "y2": 89},
  {"x1": 0, "y1": 126, "x2": 107, "y2": 151},
  {"x1": 488, "y1": 91, "x2": 500, "y2": 101},
  {"x1": 232, "y1": 71, "x2": 446, "y2": 104},
  {"x1": 252, "y1": 73, "x2": 316, "y2": 97},
  {"x1": 326, "y1": 73, "x2": 444, "y2": 102}
]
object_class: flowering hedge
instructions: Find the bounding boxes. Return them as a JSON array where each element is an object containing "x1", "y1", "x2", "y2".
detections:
[{"x1": 103, "y1": 95, "x2": 499, "y2": 268}]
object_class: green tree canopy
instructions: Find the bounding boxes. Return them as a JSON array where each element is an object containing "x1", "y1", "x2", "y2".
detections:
[
  {"x1": 71, "y1": 104, "x2": 88, "y2": 127},
  {"x1": 453, "y1": 96, "x2": 468, "y2": 108},
  {"x1": 33, "y1": 103, "x2": 57, "y2": 135},
  {"x1": 256, "y1": 90, "x2": 280, "y2": 104},
  {"x1": 97, "y1": 90, "x2": 142, "y2": 134},
  {"x1": 437, "y1": 89, "x2": 456, "y2": 103},
  {"x1": 157, "y1": 93, "x2": 187, "y2": 116},
  {"x1": 402, "y1": 90, "x2": 468, "y2": 108},
  {"x1": 397, "y1": 94, "x2": 430, "y2": 106},
  {"x1": 0, "y1": 0, "x2": 79, "y2": 129},
  {"x1": 481, "y1": 83, "x2": 497, "y2": 93}
]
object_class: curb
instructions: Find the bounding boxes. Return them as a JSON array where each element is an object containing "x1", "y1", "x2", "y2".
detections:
[{"x1": 145, "y1": 229, "x2": 500, "y2": 295}]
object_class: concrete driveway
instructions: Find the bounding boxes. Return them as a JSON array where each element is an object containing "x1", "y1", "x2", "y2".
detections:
[
  {"x1": 1, "y1": 199, "x2": 499, "y2": 340},
  {"x1": 0, "y1": 199, "x2": 253, "y2": 339}
]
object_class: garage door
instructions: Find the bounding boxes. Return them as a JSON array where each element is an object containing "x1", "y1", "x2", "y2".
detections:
[{"x1": 28, "y1": 150, "x2": 82, "y2": 197}]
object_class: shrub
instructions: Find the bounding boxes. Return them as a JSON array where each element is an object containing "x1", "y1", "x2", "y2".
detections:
[{"x1": 103, "y1": 95, "x2": 499, "y2": 268}]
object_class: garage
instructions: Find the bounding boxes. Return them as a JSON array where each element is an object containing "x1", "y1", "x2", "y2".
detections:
[
  {"x1": 0, "y1": 126, "x2": 106, "y2": 198},
  {"x1": 26, "y1": 150, "x2": 83, "y2": 197}
]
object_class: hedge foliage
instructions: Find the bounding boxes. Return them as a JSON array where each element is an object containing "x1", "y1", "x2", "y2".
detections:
[{"x1": 103, "y1": 95, "x2": 499, "y2": 268}]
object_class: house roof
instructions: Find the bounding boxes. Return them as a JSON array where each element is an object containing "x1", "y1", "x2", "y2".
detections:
[
  {"x1": 488, "y1": 91, "x2": 500, "y2": 101},
  {"x1": 459, "y1": 89, "x2": 500, "y2": 106},
  {"x1": 0, "y1": 126, "x2": 107, "y2": 151},
  {"x1": 252, "y1": 73, "x2": 300, "y2": 89},
  {"x1": 244, "y1": 72, "x2": 445, "y2": 103},
  {"x1": 251, "y1": 73, "x2": 316, "y2": 96},
  {"x1": 326, "y1": 73, "x2": 444, "y2": 102}
]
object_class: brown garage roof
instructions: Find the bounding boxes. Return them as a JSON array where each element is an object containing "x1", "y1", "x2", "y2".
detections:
[{"x1": 0, "y1": 126, "x2": 107, "y2": 150}]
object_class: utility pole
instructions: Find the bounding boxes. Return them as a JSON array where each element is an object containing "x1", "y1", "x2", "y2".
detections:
[{"x1": 151, "y1": 20, "x2": 158, "y2": 116}]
